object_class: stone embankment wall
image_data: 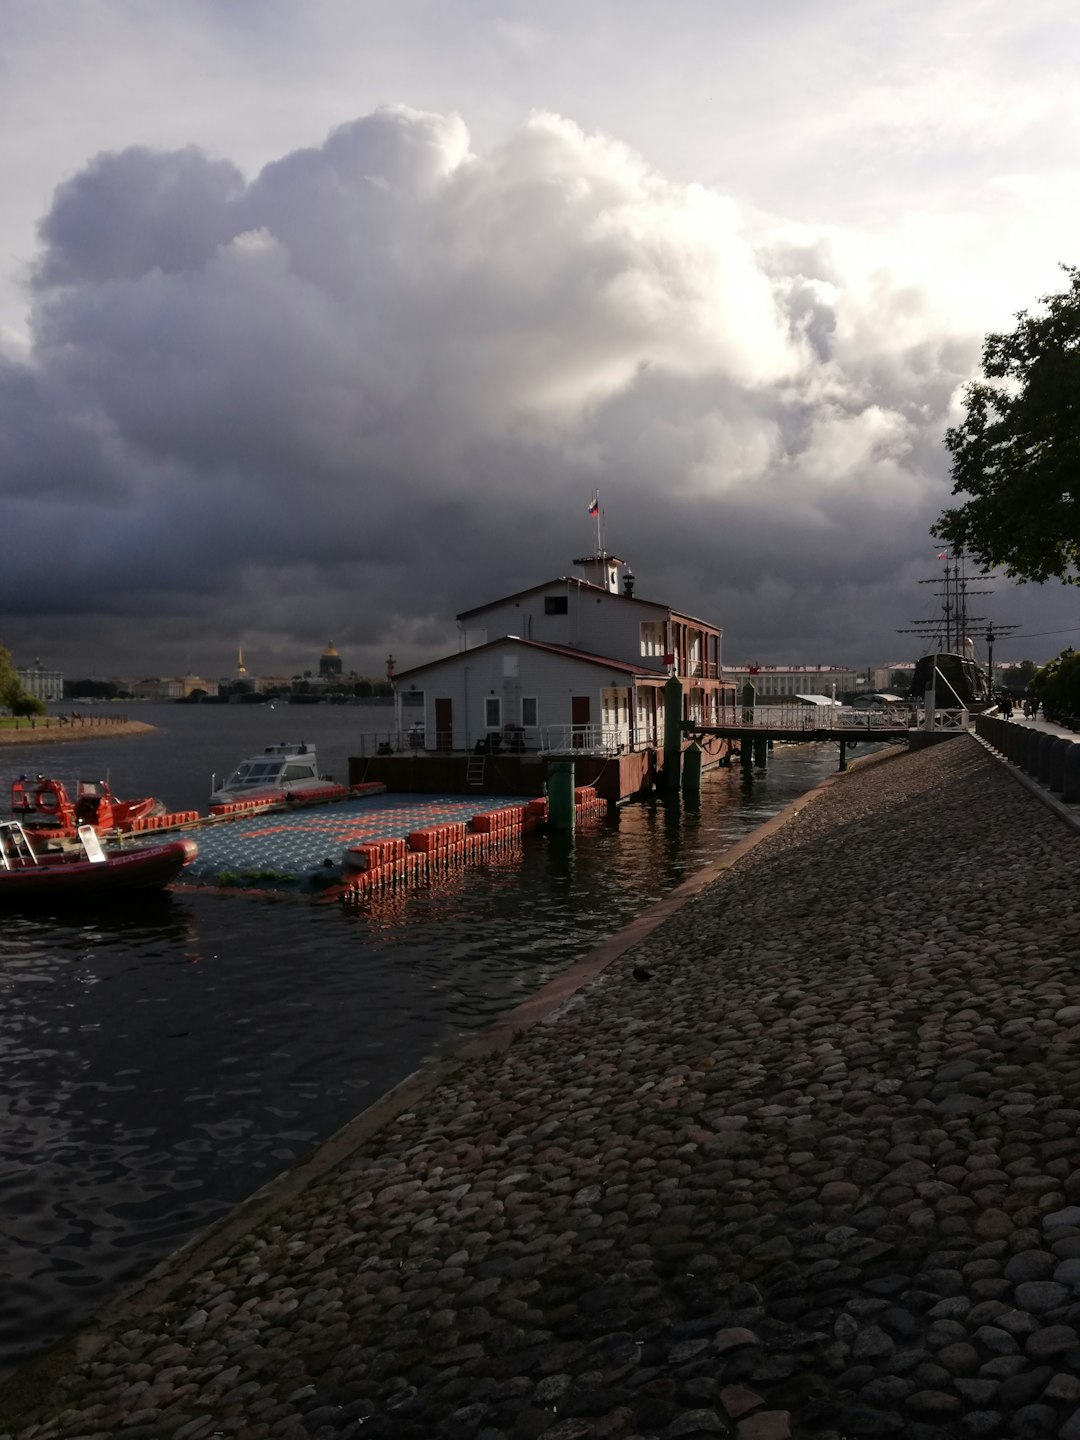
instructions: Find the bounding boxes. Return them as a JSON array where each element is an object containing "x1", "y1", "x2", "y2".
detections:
[{"x1": 5, "y1": 736, "x2": 1080, "y2": 1439}]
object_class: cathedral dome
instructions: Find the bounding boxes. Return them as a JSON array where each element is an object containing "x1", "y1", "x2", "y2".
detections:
[{"x1": 319, "y1": 641, "x2": 343, "y2": 677}]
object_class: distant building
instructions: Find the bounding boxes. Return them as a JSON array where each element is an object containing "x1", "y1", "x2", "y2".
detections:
[
  {"x1": 131, "y1": 675, "x2": 218, "y2": 699},
  {"x1": 725, "y1": 664, "x2": 860, "y2": 699},
  {"x1": 15, "y1": 659, "x2": 63, "y2": 702},
  {"x1": 319, "y1": 643, "x2": 344, "y2": 679},
  {"x1": 871, "y1": 662, "x2": 916, "y2": 691}
]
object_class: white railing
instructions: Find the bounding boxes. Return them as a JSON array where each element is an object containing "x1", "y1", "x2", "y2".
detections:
[
  {"x1": 923, "y1": 707, "x2": 970, "y2": 732},
  {"x1": 539, "y1": 725, "x2": 633, "y2": 755},
  {"x1": 717, "y1": 702, "x2": 912, "y2": 732}
]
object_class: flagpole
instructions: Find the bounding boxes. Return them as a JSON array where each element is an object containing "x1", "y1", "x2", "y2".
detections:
[{"x1": 595, "y1": 489, "x2": 601, "y2": 554}]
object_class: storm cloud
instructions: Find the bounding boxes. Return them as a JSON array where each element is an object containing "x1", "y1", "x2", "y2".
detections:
[{"x1": 4, "y1": 106, "x2": 999, "y2": 676}]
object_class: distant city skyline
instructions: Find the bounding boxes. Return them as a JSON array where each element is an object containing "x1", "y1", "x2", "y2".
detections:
[{"x1": 4, "y1": 2, "x2": 1080, "y2": 676}]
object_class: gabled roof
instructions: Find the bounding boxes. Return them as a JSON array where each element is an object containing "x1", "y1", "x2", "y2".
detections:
[
  {"x1": 457, "y1": 575, "x2": 637, "y2": 621},
  {"x1": 455, "y1": 576, "x2": 717, "y2": 630},
  {"x1": 394, "y1": 635, "x2": 661, "y2": 682}
]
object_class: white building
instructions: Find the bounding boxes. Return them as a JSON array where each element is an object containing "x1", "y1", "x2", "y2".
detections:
[
  {"x1": 725, "y1": 663, "x2": 861, "y2": 701},
  {"x1": 15, "y1": 660, "x2": 63, "y2": 702},
  {"x1": 871, "y1": 662, "x2": 916, "y2": 692},
  {"x1": 393, "y1": 551, "x2": 734, "y2": 754}
]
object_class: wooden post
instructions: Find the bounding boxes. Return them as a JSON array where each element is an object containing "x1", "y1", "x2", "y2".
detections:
[
  {"x1": 662, "y1": 673, "x2": 683, "y2": 793},
  {"x1": 682, "y1": 742, "x2": 702, "y2": 798},
  {"x1": 547, "y1": 762, "x2": 575, "y2": 832}
]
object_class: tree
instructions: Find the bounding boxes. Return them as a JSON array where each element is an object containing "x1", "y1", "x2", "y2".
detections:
[
  {"x1": 1009, "y1": 659, "x2": 1038, "y2": 692},
  {"x1": 933, "y1": 265, "x2": 1080, "y2": 582},
  {"x1": 1033, "y1": 648, "x2": 1080, "y2": 720},
  {"x1": 0, "y1": 645, "x2": 45, "y2": 716}
]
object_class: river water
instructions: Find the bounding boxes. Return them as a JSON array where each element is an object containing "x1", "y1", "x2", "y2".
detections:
[{"x1": 0, "y1": 703, "x2": 882, "y2": 1378}]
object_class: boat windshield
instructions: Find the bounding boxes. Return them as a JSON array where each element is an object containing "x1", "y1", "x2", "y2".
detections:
[{"x1": 225, "y1": 760, "x2": 284, "y2": 787}]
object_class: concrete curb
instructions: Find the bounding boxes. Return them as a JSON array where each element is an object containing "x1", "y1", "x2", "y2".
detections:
[{"x1": 0, "y1": 741, "x2": 903, "y2": 1424}]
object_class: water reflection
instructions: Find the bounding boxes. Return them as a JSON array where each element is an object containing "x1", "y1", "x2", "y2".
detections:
[{"x1": 0, "y1": 733, "x2": 874, "y2": 1376}]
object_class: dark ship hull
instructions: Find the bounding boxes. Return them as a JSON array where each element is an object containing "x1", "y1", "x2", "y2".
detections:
[{"x1": 910, "y1": 652, "x2": 990, "y2": 709}]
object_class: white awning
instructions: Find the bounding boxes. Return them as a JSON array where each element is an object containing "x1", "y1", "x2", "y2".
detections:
[{"x1": 794, "y1": 693, "x2": 842, "y2": 707}]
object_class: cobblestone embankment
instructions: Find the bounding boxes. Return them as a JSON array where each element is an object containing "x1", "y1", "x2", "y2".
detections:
[
  {"x1": 5, "y1": 736, "x2": 1080, "y2": 1440},
  {"x1": 0, "y1": 720, "x2": 154, "y2": 746}
]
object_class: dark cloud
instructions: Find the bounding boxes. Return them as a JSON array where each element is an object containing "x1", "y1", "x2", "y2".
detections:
[{"x1": 2, "y1": 105, "x2": 1070, "y2": 679}]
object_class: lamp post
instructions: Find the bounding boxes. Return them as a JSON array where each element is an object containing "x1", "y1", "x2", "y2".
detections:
[{"x1": 985, "y1": 625, "x2": 995, "y2": 697}]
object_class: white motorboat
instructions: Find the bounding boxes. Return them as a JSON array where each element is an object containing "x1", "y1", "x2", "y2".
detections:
[{"x1": 209, "y1": 742, "x2": 334, "y2": 808}]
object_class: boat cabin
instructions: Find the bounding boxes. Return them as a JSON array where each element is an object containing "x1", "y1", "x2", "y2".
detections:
[{"x1": 220, "y1": 744, "x2": 318, "y2": 793}]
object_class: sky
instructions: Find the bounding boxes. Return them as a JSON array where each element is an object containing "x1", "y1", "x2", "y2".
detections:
[{"x1": 3, "y1": 0, "x2": 1080, "y2": 681}]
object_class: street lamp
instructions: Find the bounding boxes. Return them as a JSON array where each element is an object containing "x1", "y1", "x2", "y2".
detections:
[{"x1": 985, "y1": 625, "x2": 996, "y2": 696}]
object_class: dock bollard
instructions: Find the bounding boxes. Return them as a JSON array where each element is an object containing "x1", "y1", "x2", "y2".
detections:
[
  {"x1": 1063, "y1": 744, "x2": 1080, "y2": 803},
  {"x1": 1050, "y1": 737, "x2": 1071, "y2": 793},
  {"x1": 1024, "y1": 728, "x2": 1042, "y2": 776},
  {"x1": 547, "y1": 762, "x2": 576, "y2": 833},
  {"x1": 1038, "y1": 732, "x2": 1055, "y2": 785}
]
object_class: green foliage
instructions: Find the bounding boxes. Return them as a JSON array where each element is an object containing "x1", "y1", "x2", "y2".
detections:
[
  {"x1": 0, "y1": 645, "x2": 44, "y2": 715},
  {"x1": 934, "y1": 265, "x2": 1080, "y2": 582},
  {"x1": 10, "y1": 693, "x2": 46, "y2": 717},
  {"x1": 1033, "y1": 648, "x2": 1080, "y2": 718},
  {"x1": 1008, "y1": 659, "x2": 1038, "y2": 691}
]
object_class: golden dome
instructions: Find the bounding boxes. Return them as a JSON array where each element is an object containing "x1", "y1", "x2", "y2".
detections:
[{"x1": 322, "y1": 642, "x2": 339, "y2": 657}]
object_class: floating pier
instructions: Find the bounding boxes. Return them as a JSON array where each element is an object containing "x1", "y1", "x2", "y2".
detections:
[{"x1": 167, "y1": 786, "x2": 606, "y2": 897}]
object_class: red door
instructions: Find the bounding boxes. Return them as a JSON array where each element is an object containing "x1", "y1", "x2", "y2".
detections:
[
  {"x1": 571, "y1": 695, "x2": 590, "y2": 748},
  {"x1": 434, "y1": 698, "x2": 453, "y2": 752}
]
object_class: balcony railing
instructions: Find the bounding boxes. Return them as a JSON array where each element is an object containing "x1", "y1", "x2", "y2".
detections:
[{"x1": 539, "y1": 725, "x2": 636, "y2": 755}]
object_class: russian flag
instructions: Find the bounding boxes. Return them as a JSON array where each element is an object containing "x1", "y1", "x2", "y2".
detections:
[{"x1": 587, "y1": 495, "x2": 599, "y2": 516}]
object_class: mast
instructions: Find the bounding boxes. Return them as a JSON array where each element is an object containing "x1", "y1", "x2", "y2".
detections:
[
  {"x1": 897, "y1": 550, "x2": 1018, "y2": 695},
  {"x1": 898, "y1": 551, "x2": 993, "y2": 656}
]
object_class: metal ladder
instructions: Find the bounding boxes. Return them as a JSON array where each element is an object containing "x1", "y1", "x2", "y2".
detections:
[
  {"x1": 466, "y1": 755, "x2": 486, "y2": 786},
  {"x1": 0, "y1": 821, "x2": 39, "y2": 869}
]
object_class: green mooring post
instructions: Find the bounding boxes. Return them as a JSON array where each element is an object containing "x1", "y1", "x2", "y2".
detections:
[
  {"x1": 547, "y1": 761, "x2": 576, "y2": 833},
  {"x1": 753, "y1": 735, "x2": 768, "y2": 768},
  {"x1": 838, "y1": 738, "x2": 848, "y2": 772},
  {"x1": 682, "y1": 742, "x2": 702, "y2": 798},
  {"x1": 662, "y1": 672, "x2": 684, "y2": 794}
]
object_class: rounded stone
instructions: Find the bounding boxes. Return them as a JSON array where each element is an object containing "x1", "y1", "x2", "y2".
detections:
[
  {"x1": 975, "y1": 1209, "x2": 1014, "y2": 1240},
  {"x1": 905, "y1": 1389, "x2": 961, "y2": 1417},
  {"x1": 1005, "y1": 1251, "x2": 1056, "y2": 1284},
  {"x1": 1015, "y1": 1281, "x2": 1069, "y2": 1313},
  {"x1": 937, "y1": 1342, "x2": 979, "y2": 1375},
  {"x1": 1025, "y1": 1325, "x2": 1079, "y2": 1360}
]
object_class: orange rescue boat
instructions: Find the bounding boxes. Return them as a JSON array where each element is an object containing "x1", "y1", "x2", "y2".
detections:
[{"x1": 11, "y1": 776, "x2": 166, "y2": 842}]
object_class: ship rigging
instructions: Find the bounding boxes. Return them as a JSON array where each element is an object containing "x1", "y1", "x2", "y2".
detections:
[{"x1": 897, "y1": 552, "x2": 1018, "y2": 708}]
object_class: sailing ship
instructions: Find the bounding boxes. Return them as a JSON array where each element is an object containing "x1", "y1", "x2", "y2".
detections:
[{"x1": 898, "y1": 552, "x2": 1015, "y2": 710}]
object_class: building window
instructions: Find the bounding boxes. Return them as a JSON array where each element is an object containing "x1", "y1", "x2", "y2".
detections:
[
  {"x1": 640, "y1": 621, "x2": 665, "y2": 657},
  {"x1": 521, "y1": 697, "x2": 538, "y2": 727},
  {"x1": 544, "y1": 595, "x2": 568, "y2": 615},
  {"x1": 485, "y1": 697, "x2": 501, "y2": 729}
]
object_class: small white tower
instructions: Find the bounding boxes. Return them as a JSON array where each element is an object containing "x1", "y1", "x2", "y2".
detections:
[{"x1": 573, "y1": 551, "x2": 627, "y2": 594}]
